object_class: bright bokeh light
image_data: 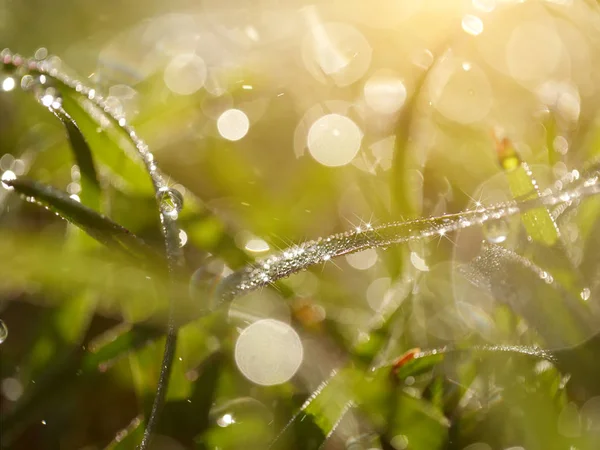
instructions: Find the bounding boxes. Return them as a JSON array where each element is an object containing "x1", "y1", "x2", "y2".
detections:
[
  {"x1": 506, "y1": 21, "x2": 562, "y2": 82},
  {"x1": 472, "y1": 0, "x2": 496, "y2": 13},
  {"x1": 307, "y1": 114, "x2": 362, "y2": 167},
  {"x1": 234, "y1": 319, "x2": 303, "y2": 386},
  {"x1": 366, "y1": 277, "x2": 392, "y2": 311},
  {"x1": 462, "y1": 14, "x2": 484, "y2": 36},
  {"x1": 217, "y1": 109, "x2": 250, "y2": 141},
  {"x1": 410, "y1": 252, "x2": 430, "y2": 272},
  {"x1": 244, "y1": 238, "x2": 270, "y2": 253},
  {"x1": 345, "y1": 248, "x2": 378, "y2": 270},
  {"x1": 363, "y1": 72, "x2": 407, "y2": 115},
  {"x1": 430, "y1": 59, "x2": 492, "y2": 124},
  {"x1": 1, "y1": 77, "x2": 15, "y2": 92},
  {"x1": 302, "y1": 19, "x2": 372, "y2": 87},
  {"x1": 163, "y1": 53, "x2": 207, "y2": 95}
]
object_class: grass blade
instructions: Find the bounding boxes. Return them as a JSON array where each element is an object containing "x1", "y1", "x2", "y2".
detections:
[
  {"x1": 4, "y1": 177, "x2": 155, "y2": 260},
  {"x1": 495, "y1": 136, "x2": 560, "y2": 245},
  {"x1": 50, "y1": 105, "x2": 101, "y2": 209}
]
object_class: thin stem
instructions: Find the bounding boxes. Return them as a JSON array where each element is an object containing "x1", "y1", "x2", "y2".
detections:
[{"x1": 217, "y1": 181, "x2": 600, "y2": 304}]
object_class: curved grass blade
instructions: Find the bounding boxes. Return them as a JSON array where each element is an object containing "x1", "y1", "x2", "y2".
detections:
[
  {"x1": 59, "y1": 94, "x2": 153, "y2": 195},
  {"x1": 218, "y1": 180, "x2": 600, "y2": 304},
  {"x1": 50, "y1": 105, "x2": 101, "y2": 209},
  {"x1": 388, "y1": 345, "x2": 557, "y2": 381},
  {"x1": 270, "y1": 368, "x2": 362, "y2": 450},
  {"x1": 4, "y1": 177, "x2": 155, "y2": 260}
]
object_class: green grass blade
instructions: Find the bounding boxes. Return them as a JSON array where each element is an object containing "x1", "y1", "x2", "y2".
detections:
[
  {"x1": 496, "y1": 137, "x2": 559, "y2": 245},
  {"x1": 5, "y1": 177, "x2": 155, "y2": 260},
  {"x1": 50, "y1": 105, "x2": 101, "y2": 210}
]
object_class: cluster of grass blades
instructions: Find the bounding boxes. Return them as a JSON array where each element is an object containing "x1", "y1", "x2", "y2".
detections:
[{"x1": 2, "y1": 48, "x2": 600, "y2": 449}]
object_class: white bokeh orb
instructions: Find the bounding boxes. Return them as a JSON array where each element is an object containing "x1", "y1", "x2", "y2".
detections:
[{"x1": 234, "y1": 319, "x2": 303, "y2": 386}]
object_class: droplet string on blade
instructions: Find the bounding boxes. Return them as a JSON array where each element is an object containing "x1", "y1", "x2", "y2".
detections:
[{"x1": 217, "y1": 180, "x2": 600, "y2": 304}]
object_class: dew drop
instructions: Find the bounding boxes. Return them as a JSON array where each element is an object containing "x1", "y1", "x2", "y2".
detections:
[
  {"x1": 0, "y1": 319, "x2": 7, "y2": 343},
  {"x1": 1, "y1": 170, "x2": 16, "y2": 190},
  {"x1": 581, "y1": 288, "x2": 591, "y2": 301},
  {"x1": 178, "y1": 229, "x2": 188, "y2": 247},
  {"x1": 483, "y1": 219, "x2": 509, "y2": 244},
  {"x1": 157, "y1": 187, "x2": 183, "y2": 219}
]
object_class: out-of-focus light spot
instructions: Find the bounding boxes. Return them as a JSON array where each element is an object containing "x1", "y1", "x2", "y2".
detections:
[
  {"x1": 545, "y1": 0, "x2": 573, "y2": 5},
  {"x1": 69, "y1": 194, "x2": 81, "y2": 202},
  {"x1": 462, "y1": 61, "x2": 472, "y2": 71},
  {"x1": 302, "y1": 19, "x2": 372, "y2": 87},
  {"x1": 234, "y1": 319, "x2": 303, "y2": 386},
  {"x1": 34, "y1": 47, "x2": 48, "y2": 60},
  {"x1": 581, "y1": 396, "x2": 600, "y2": 431},
  {"x1": 581, "y1": 287, "x2": 591, "y2": 301},
  {"x1": 1, "y1": 170, "x2": 16, "y2": 190},
  {"x1": 462, "y1": 15, "x2": 484, "y2": 36},
  {"x1": 241, "y1": 84, "x2": 253, "y2": 90},
  {"x1": 553, "y1": 136, "x2": 569, "y2": 155},
  {"x1": 412, "y1": 48, "x2": 434, "y2": 70},
  {"x1": 1, "y1": 378, "x2": 23, "y2": 401},
  {"x1": 244, "y1": 238, "x2": 270, "y2": 253},
  {"x1": 536, "y1": 81, "x2": 581, "y2": 122},
  {"x1": 363, "y1": 72, "x2": 407, "y2": 115},
  {"x1": 346, "y1": 248, "x2": 378, "y2": 270},
  {"x1": 366, "y1": 277, "x2": 392, "y2": 311},
  {"x1": 462, "y1": 443, "x2": 492, "y2": 450},
  {"x1": 430, "y1": 60, "x2": 492, "y2": 124},
  {"x1": 217, "y1": 413, "x2": 235, "y2": 427},
  {"x1": 410, "y1": 252, "x2": 430, "y2": 272},
  {"x1": 217, "y1": 109, "x2": 250, "y2": 141},
  {"x1": 178, "y1": 229, "x2": 188, "y2": 247},
  {"x1": 41, "y1": 420, "x2": 47, "y2": 425},
  {"x1": 472, "y1": 0, "x2": 496, "y2": 13},
  {"x1": 67, "y1": 182, "x2": 81, "y2": 195},
  {"x1": 0, "y1": 320, "x2": 8, "y2": 343},
  {"x1": 229, "y1": 290, "x2": 290, "y2": 324},
  {"x1": 391, "y1": 435, "x2": 409, "y2": 450},
  {"x1": 506, "y1": 22, "x2": 562, "y2": 83},
  {"x1": 41, "y1": 94, "x2": 54, "y2": 107},
  {"x1": 245, "y1": 26, "x2": 260, "y2": 42},
  {"x1": 164, "y1": 53, "x2": 207, "y2": 95},
  {"x1": 558, "y1": 402, "x2": 581, "y2": 437},
  {"x1": 0, "y1": 154, "x2": 14, "y2": 171},
  {"x1": 307, "y1": 114, "x2": 362, "y2": 167},
  {"x1": 2, "y1": 77, "x2": 15, "y2": 91}
]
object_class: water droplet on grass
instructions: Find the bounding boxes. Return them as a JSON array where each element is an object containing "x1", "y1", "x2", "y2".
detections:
[
  {"x1": 581, "y1": 287, "x2": 591, "y2": 301},
  {"x1": 483, "y1": 219, "x2": 509, "y2": 244},
  {"x1": 157, "y1": 187, "x2": 183, "y2": 219},
  {"x1": 1, "y1": 170, "x2": 16, "y2": 190}
]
